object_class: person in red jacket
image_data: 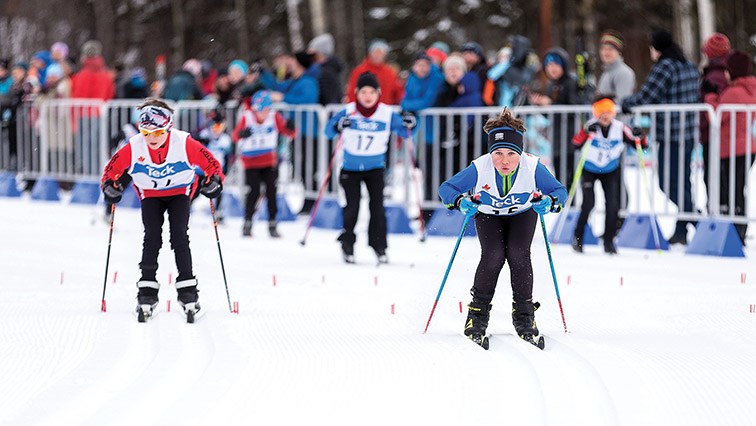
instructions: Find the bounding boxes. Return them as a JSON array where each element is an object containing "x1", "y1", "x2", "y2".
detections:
[
  {"x1": 345, "y1": 39, "x2": 403, "y2": 105},
  {"x1": 71, "y1": 40, "x2": 115, "y2": 175},
  {"x1": 101, "y1": 97, "x2": 224, "y2": 321},
  {"x1": 232, "y1": 90, "x2": 296, "y2": 238},
  {"x1": 704, "y1": 50, "x2": 756, "y2": 245}
]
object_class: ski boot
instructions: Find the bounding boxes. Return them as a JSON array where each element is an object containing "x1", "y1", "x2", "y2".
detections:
[
  {"x1": 341, "y1": 245, "x2": 355, "y2": 264},
  {"x1": 136, "y1": 281, "x2": 160, "y2": 323},
  {"x1": 572, "y1": 234, "x2": 583, "y2": 253},
  {"x1": 242, "y1": 219, "x2": 252, "y2": 237},
  {"x1": 375, "y1": 248, "x2": 388, "y2": 265},
  {"x1": 268, "y1": 220, "x2": 281, "y2": 238},
  {"x1": 176, "y1": 278, "x2": 201, "y2": 323},
  {"x1": 604, "y1": 240, "x2": 618, "y2": 255},
  {"x1": 337, "y1": 232, "x2": 355, "y2": 264},
  {"x1": 464, "y1": 300, "x2": 492, "y2": 350},
  {"x1": 512, "y1": 300, "x2": 545, "y2": 349}
]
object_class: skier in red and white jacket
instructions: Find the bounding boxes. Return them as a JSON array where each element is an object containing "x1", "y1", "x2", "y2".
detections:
[
  {"x1": 101, "y1": 97, "x2": 224, "y2": 320},
  {"x1": 231, "y1": 90, "x2": 296, "y2": 238}
]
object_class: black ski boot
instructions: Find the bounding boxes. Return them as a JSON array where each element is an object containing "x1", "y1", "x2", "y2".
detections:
[
  {"x1": 268, "y1": 220, "x2": 281, "y2": 238},
  {"x1": 136, "y1": 281, "x2": 159, "y2": 322},
  {"x1": 512, "y1": 300, "x2": 545, "y2": 349},
  {"x1": 464, "y1": 300, "x2": 492, "y2": 350},
  {"x1": 337, "y1": 231, "x2": 355, "y2": 264},
  {"x1": 604, "y1": 240, "x2": 618, "y2": 255},
  {"x1": 375, "y1": 248, "x2": 388, "y2": 265},
  {"x1": 242, "y1": 220, "x2": 252, "y2": 237},
  {"x1": 176, "y1": 278, "x2": 201, "y2": 323},
  {"x1": 572, "y1": 234, "x2": 583, "y2": 253}
]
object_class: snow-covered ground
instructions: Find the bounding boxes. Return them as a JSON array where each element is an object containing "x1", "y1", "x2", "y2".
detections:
[{"x1": 2, "y1": 195, "x2": 756, "y2": 426}]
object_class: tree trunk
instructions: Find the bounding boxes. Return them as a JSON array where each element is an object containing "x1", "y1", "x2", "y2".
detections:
[
  {"x1": 697, "y1": 0, "x2": 715, "y2": 44},
  {"x1": 309, "y1": 0, "x2": 326, "y2": 36},
  {"x1": 286, "y1": 0, "x2": 304, "y2": 52},
  {"x1": 673, "y1": 0, "x2": 697, "y2": 61},
  {"x1": 92, "y1": 0, "x2": 116, "y2": 63},
  {"x1": 350, "y1": 0, "x2": 365, "y2": 61},
  {"x1": 171, "y1": 0, "x2": 186, "y2": 71},
  {"x1": 236, "y1": 0, "x2": 250, "y2": 59},
  {"x1": 538, "y1": 0, "x2": 553, "y2": 57}
]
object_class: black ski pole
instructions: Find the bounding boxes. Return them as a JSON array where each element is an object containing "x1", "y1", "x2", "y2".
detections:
[
  {"x1": 209, "y1": 198, "x2": 233, "y2": 313},
  {"x1": 100, "y1": 203, "x2": 116, "y2": 312}
]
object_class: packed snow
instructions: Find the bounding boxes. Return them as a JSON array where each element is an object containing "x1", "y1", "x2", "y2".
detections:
[{"x1": 1, "y1": 194, "x2": 756, "y2": 426}]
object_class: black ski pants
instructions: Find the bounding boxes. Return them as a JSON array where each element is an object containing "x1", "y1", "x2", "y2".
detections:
[
  {"x1": 139, "y1": 195, "x2": 194, "y2": 282},
  {"x1": 472, "y1": 210, "x2": 537, "y2": 304},
  {"x1": 575, "y1": 168, "x2": 621, "y2": 245},
  {"x1": 244, "y1": 166, "x2": 278, "y2": 222},
  {"x1": 338, "y1": 168, "x2": 387, "y2": 252}
]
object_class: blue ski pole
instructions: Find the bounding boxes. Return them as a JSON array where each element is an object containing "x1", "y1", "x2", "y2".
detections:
[
  {"x1": 533, "y1": 193, "x2": 568, "y2": 333},
  {"x1": 423, "y1": 210, "x2": 474, "y2": 334}
]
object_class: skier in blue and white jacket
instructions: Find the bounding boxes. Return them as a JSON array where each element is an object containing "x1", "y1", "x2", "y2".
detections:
[
  {"x1": 325, "y1": 71, "x2": 415, "y2": 264},
  {"x1": 438, "y1": 107, "x2": 566, "y2": 346}
]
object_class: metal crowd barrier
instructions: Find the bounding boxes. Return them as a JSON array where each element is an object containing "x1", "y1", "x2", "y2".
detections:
[{"x1": 1, "y1": 99, "x2": 754, "y2": 229}]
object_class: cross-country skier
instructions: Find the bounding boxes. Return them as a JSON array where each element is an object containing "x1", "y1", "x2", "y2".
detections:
[
  {"x1": 325, "y1": 71, "x2": 415, "y2": 264},
  {"x1": 438, "y1": 107, "x2": 566, "y2": 347},
  {"x1": 196, "y1": 106, "x2": 233, "y2": 223},
  {"x1": 232, "y1": 90, "x2": 296, "y2": 238},
  {"x1": 101, "y1": 97, "x2": 224, "y2": 321},
  {"x1": 571, "y1": 95, "x2": 647, "y2": 254}
]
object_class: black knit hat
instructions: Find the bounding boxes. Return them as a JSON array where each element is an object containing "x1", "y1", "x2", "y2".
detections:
[
  {"x1": 356, "y1": 72, "x2": 380, "y2": 90},
  {"x1": 650, "y1": 29, "x2": 674, "y2": 52},
  {"x1": 294, "y1": 51, "x2": 313, "y2": 69},
  {"x1": 487, "y1": 126, "x2": 524, "y2": 155},
  {"x1": 727, "y1": 50, "x2": 753, "y2": 80}
]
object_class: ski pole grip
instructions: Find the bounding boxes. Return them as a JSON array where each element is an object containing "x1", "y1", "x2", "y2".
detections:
[{"x1": 532, "y1": 191, "x2": 543, "y2": 203}]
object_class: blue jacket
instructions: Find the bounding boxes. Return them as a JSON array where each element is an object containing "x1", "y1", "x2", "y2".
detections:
[
  {"x1": 325, "y1": 106, "x2": 412, "y2": 171},
  {"x1": 438, "y1": 156, "x2": 567, "y2": 210},
  {"x1": 261, "y1": 68, "x2": 320, "y2": 136},
  {"x1": 400, "y1": 65, "x2": 444, "y2": 112}
]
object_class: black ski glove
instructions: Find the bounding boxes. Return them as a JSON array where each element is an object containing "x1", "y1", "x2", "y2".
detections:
[
  {"x1": 334, "y1": 116, "x2": 352, "y2": 133},
  {"x1": 237, "y1": 128, "x2": 252, "y2": 139},
  {"x1": 200, "y1": 175, "x2": 223, "y2": 199},
  {"x1": 585, "y1": 122, "x2": 600, "y2": 133},
  {"x1": 401, "y1": 111, "x2": 417, "y2": 130},
  {"x1": 632, "y1": 126, "x2": 643, "y2": 137},
  {"x1": 102, "y1": 180, "x2": 124, "y2": 204}
]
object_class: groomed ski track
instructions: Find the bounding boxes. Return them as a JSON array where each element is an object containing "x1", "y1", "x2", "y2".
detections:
[{"x1": 1, "y1": 197, "x2": 756, "y2": 425}]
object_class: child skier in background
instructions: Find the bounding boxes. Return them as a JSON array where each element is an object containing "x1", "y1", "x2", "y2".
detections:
[
  {"x1": 232, "y1": 90, "x2": 296, "y2": 238},
  {"x1": 101, "y1": 97, "x2": 224, "y2": 321},
  {"x1": 571, "y1": 95, "x2": 647, "y2": 254},
  {"x1": 196, "y1": 106, "x2": 233, "y2": 223},
  {"x1": 325, "y1": 72, "x2": 416, "y2": 264},
  {"x1": 438, "y1": 107, "x2": 566, "y2": 349}
]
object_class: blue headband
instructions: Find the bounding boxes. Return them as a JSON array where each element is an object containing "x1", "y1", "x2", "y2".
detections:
[{"x1": 487, "y1": 126, "x2": 524, "y2": 155}]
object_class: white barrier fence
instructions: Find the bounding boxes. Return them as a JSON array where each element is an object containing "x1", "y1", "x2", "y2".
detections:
[{"x1": 1, "y1": 99, "x2": 755, "y2": 228}]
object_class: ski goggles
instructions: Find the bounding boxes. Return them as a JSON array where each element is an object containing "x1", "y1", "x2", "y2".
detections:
[{"x1": 139, "y1": 127, "x2": 168, "y2": 137}]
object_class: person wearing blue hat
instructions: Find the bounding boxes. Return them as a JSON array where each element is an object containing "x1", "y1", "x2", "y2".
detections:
[
  {"x1": 232, "y1": 90, "x2": 296, "y2": 237},
  {"x1": 438, "y1": 107, "x2": 566, "y2": 348}
]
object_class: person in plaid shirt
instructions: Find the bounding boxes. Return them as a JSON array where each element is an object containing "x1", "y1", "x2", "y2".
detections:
[{"x1": 622, "y1": 29, "x2": 700, "y2": 245}]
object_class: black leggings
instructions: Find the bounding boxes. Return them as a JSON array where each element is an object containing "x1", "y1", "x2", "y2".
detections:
[
  {"x1": 339, "y1": 168, "x2": 387, "y2": 251},
  {"x1": 244, "y1": 166, "x2": 278, "y2": 221},
  {"x1": 472, "y1": 210, "x2": 537, "y2": 304},
  {"x1": 575, "y1": 168, "x2": 621, "y2": 244},
  {"x1": 139, "y1": 195, "x2": 193, "y2": 282}
]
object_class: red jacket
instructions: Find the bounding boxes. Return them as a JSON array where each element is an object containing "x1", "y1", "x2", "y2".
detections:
[
  {"x1": 71, "y1": 56, "x2": 115, "y2": 100},
  {"x1": 345, "y1": 59, "x2": 404, "y2": 105},
  {"x1": 102, "y1": 133, "x2": 224, "y2": 199},
  {"x1": 705, "y1": 76, "x2": 756, "y2": 158},
  {"x1": 231, "y1": 110, "x2": 296, "y2": 169}
]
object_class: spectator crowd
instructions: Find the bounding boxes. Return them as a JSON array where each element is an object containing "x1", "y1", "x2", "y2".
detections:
[{"x1": 1, "y1": 28, "x2": 755, "y2": 246}]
